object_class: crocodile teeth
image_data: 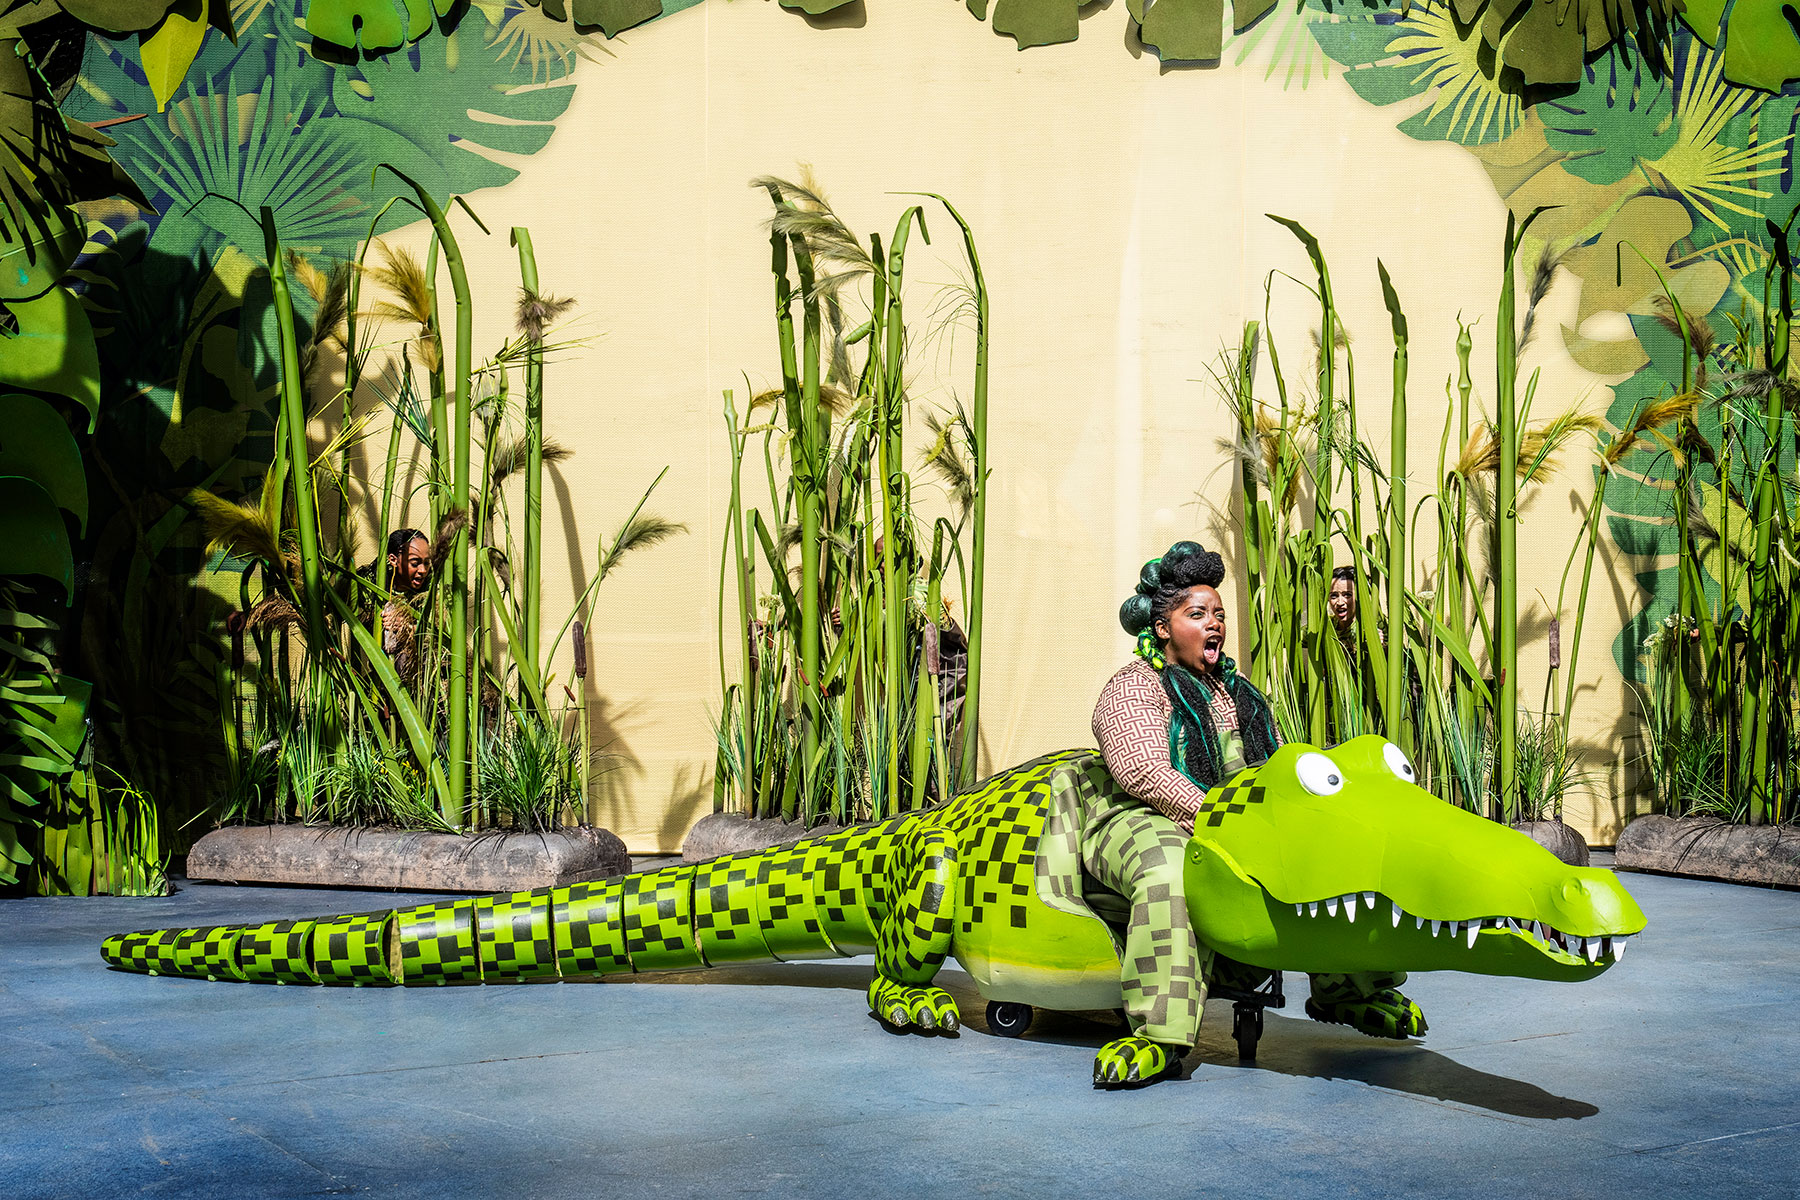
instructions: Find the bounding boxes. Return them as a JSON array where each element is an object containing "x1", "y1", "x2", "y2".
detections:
[
  {"x1": 1391, "y1": 902, "x2": 1403, "y2": 928},
  {"x1": 1583, "y1": 938, "x2": 1599, "y2": 962},
  {"x1": 1362, "y1": 892, "x2": 1377, "y2": 910},
  {"x1": 1326, "y1": 897, "x2": 1339, "y2": 917},
  {"x1": 1612, "y1": 937, "x2": 1627, "y2": 962},
  {"x1": 1430, "y1": 919, "x2": 1442, "y2": 937},
  {"x1": 1466, "y1": 923, "x2": 1480, "y2": 949},
  {"x1": 1415, "y1": 915, "x2": 1425, "y2": 930},
  {"x1": 1295, "y1": 903, "x2": 1305, "y2": 916},
  {"x1": 1309, "y1": 902, "x2": 1319, "y2": 918},
  {"x1": 1344, "y1": 894, "x2": 1358, "y2": 921},
  {"x1": 1533, "y1": 922, "x2": 1547, "y2": 942}
]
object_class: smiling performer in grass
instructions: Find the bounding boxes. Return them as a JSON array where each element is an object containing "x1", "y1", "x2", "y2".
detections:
[{"x1": 1096, "y1": 541, "x2": 1426, "y2": 1076}]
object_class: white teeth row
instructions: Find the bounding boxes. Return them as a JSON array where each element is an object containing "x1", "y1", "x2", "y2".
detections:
[{"x1": 1289, "y1": 899, "x2": 1632, "y2": 961}]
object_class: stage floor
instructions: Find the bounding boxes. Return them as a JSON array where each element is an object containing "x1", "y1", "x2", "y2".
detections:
[{"x1": 4, "y1": 859, "x2": 1795, "y2": 1199}]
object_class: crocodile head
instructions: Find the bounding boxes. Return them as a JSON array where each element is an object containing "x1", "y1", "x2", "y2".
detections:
[{"x1": 1182, "y1": 735, "x2": 1646, "y2": 982}]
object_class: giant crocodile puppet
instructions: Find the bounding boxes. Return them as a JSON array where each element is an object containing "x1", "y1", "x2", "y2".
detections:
[{"x1": 102, "y1": 736, "x2": 1646, "y2": 1085}]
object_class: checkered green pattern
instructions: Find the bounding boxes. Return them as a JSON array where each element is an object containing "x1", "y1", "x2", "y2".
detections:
[
  {"x1": 875, "y1": 827, "x2": 957, "y2": 984},
  {"x1": 756, "y1": 840, "x2": 843, "y2": 962},
  {"x1": 807, "y1": 820, "x2": 904, "y2": 955},
  {"x1": 234, "y1": 919, "x2": 318, "y2": 984},
  {"x1": 937, "y1": 751, "x2": 1085, "y2": 938},
  {"x1": 1195, "y1": 765, "x2": 1267, "y2": 827},
  {"x1": 1083, "y1": 807, "x2": 1206, "y2": 1045},
  {"x1": 309, "y1": 913, "x2": 396, "y2": 986},
  {"x1": 170, "y1": 926, "x2": 247, "y2": 981},
  {"x1": 551, "y1": 880, "x2": 632, "y2": 977},
  {"x1": 474, "y1": 890, "x2": 559, "y2": 980},
  {"x1": 394, "y1": 900, "x2": 480, "y2": 985},
  {"x1": 101, "y1": 928, "x2": 180, "y2": 975},
  {"x1": 1035, "y1": 751, "x2": 1125, "y2": 921},
  {"x1": 619, "y1": 866, "x2": 703, "y2": 971},
  {"x1": 693, "y1": 852, "x2": 772, "y2": 965}
]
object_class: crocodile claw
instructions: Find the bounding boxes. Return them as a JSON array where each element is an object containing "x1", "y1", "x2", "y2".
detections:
[
  {"x1": 1305, "y1": 988, "x2": 1429, "y2": 1039},
  {"x1": 868, "y1": 978, "x2": 960, "y2": 1033},
  {"x1": 1092, "y1": 1034, "x2": 1176, "y2": 1088}
]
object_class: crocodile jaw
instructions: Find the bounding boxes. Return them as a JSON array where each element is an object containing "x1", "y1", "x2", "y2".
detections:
[{"x1": 1183, "y1": 844, "x2": 1646, "y2": 982}]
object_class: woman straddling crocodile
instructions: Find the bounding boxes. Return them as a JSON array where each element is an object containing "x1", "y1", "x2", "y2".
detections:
[{"x1": 1087, "y1": 539, "x2": 1427, "y2": 1080}]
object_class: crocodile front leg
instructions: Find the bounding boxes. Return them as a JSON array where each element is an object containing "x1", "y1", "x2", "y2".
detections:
[{"x1": 869, "y1": 828, "x2": 960, "y2": 1032}]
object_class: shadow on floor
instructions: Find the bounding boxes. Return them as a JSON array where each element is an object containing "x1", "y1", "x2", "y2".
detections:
[{"x1": 605, "y1": 959, "x2": 1598, "y2": 1120}]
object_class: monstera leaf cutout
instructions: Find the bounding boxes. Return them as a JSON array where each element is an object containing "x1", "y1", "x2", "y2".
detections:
[
  {"x1": 1558, "y1": 194, "x2": 1730, "y2": 377},
  {"x1": 539, "y1": 0, "x2": 663, "y2": 35},
  {"x1": 0, "y1": 288, "x2": 102, "y2": 421},
  {"x1": 0, "y1": 478, "x2": 75, "y2": 596},
  {"x1": 136, "y1": 0, "x2": 235, "y2": 111},
  {"x1": 307, "y1": 0, "x2": 664, "y2": 49},
  {"x1": 1681, "y1": 0, "x2": 1800, "y2": 92},
  {"x1": 0, "y1": 198, "x2": 85, "y2": 303},
  {"x1": 0, "y1": 394, "x2": 88, "y2": 532},
  {"x1": 1449, "y1": 0, "x2": 1679, "y2": 88},
  {"x1": 305, "y1": 0, "x2": 446, "y2": 52},
  {"x1": 1693, "y1": 477, "x2": 1756, "y2": 617},
  {"x1": 48, "y1": 0, "x2": 187, "y2": 32}
]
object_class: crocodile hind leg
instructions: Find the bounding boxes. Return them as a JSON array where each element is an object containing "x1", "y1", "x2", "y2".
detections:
[
  {"x1": 869, "y1": 828, "x2": 960, "y2": 1032},
  {"x1": 1084, "y1": 808, "x2": 1203, "y2": 1085}
]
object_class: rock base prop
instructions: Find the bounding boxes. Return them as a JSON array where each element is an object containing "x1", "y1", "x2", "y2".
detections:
[
  {"x1": 682, "y1": 812, "x2": 845, "y2": 863},
  {"x1": 1510, "y1": 819, "x2": 1590, "y2": 867},
  {"x1": 186, "y1": 824, "x2": 630, "y2": 893},
  {"x1": 1615, "y1": 815, "x2": 1800, "y2": 888}
]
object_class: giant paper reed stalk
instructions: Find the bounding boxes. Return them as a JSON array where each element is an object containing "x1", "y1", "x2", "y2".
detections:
[
  {"x1": 203, "y1": 178, "x2": 671, "y2": 839},
  {"x1": 911, "y1": 192, "x2": 991, "y2": 789},
  {"x1": 1269, "y1": 216, "x2": 1338, "y2": 742},
  {"x1": 719, "y1": 175, "x2": 988, "y2": 824},
  {"x1": 1378, "y1": 262, "x2": 1408, "y2": 746},
  {"x1": 512, "y1": 228, "x2": 546, "y2": 676},
  {"x1": 1493, "y1": 208, "x2": 1551, "y2": 821},
  {"x1": 1738, "y1": 208, "x2": 1799, "y2": 825},
  {"x1": 1219, "y1": 216, "x2": 1604, "y2": 823},
  {"x1": 261, "y1": 207, "x2": 326, "y2": 649},
  {"x1": 374, "y1": 165, "x2": 485, "y2": 825}
]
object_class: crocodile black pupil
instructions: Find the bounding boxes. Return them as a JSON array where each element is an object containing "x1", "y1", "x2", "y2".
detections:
[{"x1": 1327, "y1": 774, "x2": 1340, "y2": 787}]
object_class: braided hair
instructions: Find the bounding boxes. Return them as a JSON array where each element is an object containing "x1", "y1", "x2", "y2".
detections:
[{"x1": 1118, "y1": 541, "x2": 1279, "y2": 790}]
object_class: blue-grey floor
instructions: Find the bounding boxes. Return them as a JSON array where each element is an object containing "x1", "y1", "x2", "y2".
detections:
[{"x1": 3, "y1": 864, "x2": 1796, "y2": 1200}]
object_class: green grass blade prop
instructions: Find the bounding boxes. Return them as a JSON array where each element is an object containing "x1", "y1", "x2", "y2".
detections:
[{"x1": 1378, "y1": 262, "x2": 1408, "y2": 745}]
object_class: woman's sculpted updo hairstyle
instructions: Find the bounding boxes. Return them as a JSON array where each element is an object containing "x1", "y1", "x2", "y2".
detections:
[{"x1": 1118, "y1": 540, "x2": 1227, "y2": 642}]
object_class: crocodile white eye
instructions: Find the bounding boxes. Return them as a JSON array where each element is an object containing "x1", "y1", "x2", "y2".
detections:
[
  {"x1": 1383, "y1": 742, "x2": 1416, "y2": 783},
  {"x1": 1295, "y1": 752, "x2": 1344, "y2": 796}
]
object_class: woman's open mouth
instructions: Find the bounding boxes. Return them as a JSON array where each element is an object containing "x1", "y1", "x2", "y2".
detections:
[{"x1": 1202, "y1": 633, "x2": 1224, "y2": 663}]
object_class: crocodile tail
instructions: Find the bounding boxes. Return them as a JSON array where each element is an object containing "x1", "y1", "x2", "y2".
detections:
[
  {"x1": 98, "y1": 862, "x2": 722, "y2": 985},
  {"x1": 99, "y1": 838, "x2": 872, "y2": 985}
]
